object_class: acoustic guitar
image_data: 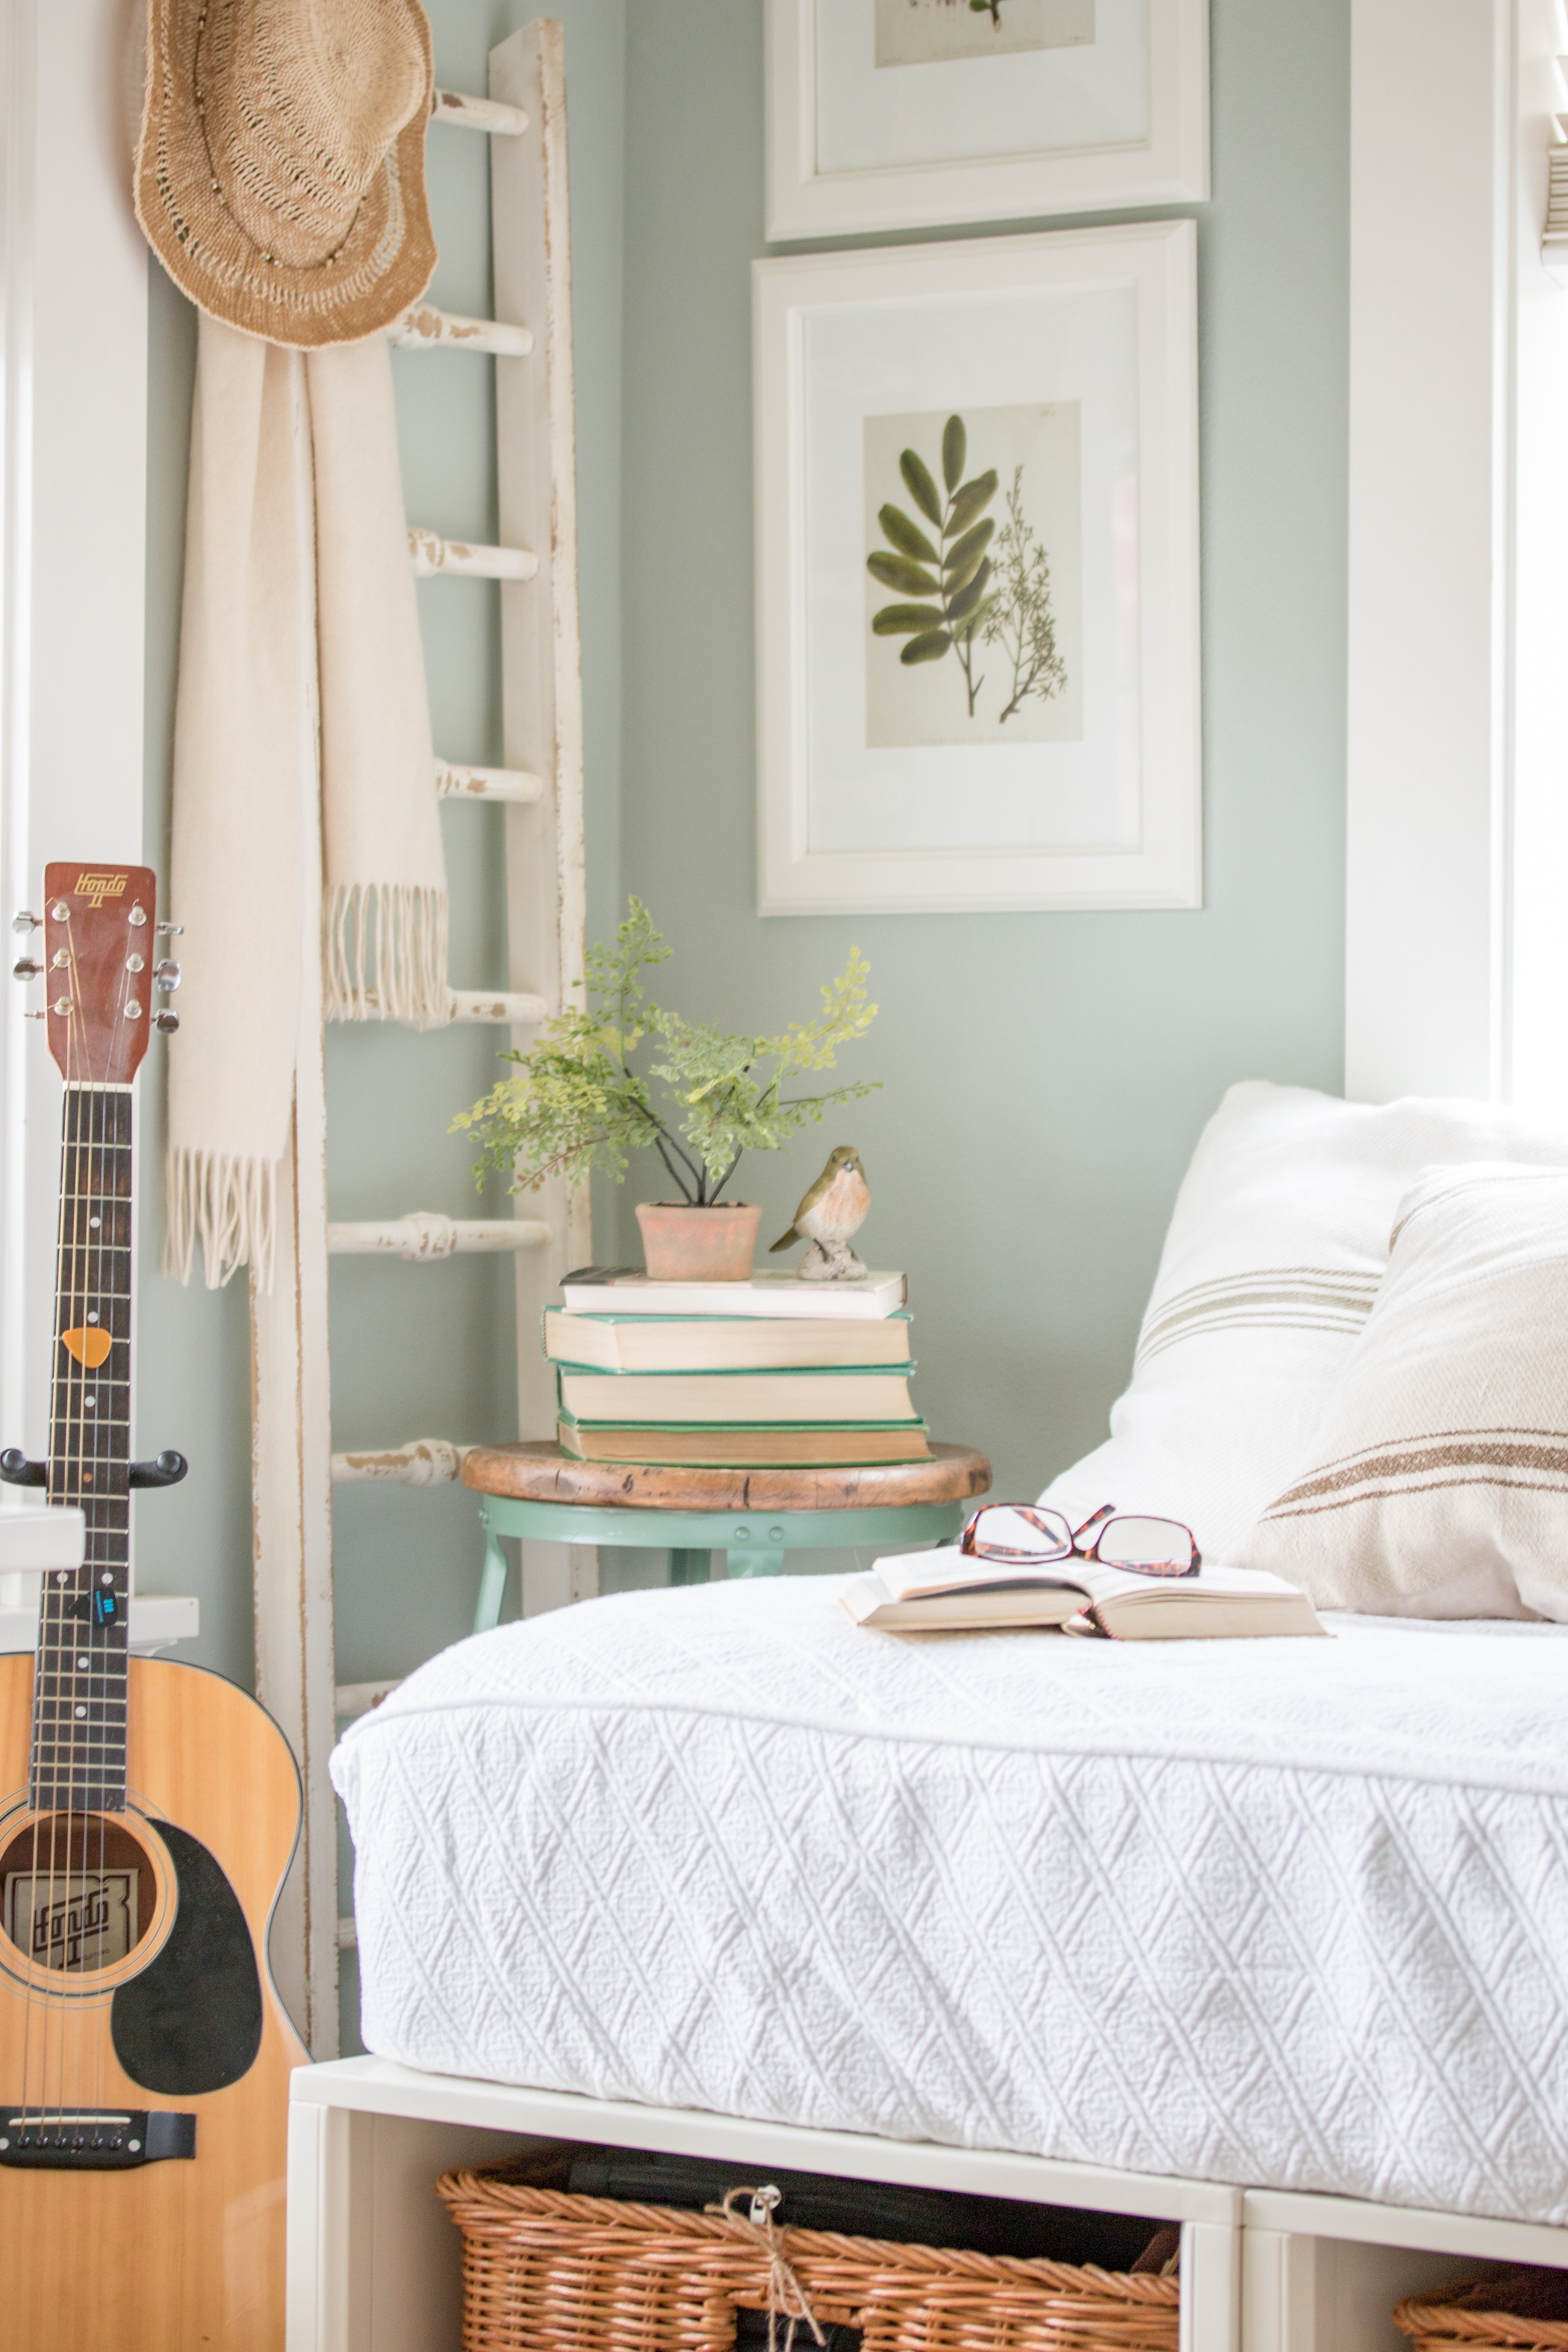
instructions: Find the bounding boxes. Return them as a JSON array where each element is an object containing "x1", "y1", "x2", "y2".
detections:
[{"x1": 0, "y1": 861, "x2": 305, "y2": 2348}]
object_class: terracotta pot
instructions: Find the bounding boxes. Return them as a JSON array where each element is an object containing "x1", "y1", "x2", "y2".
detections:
[{"x1": 635, "y1": 1199, "x2": 764, "y2": 1282}]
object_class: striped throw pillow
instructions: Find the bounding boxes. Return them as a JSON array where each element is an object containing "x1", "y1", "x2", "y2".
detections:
[
  {"x1": 1231, "y1": 1163, "x2": 1568, "y2": 1620},
  {"x1": 1040, "y1": 1083, "x2": 1568, "y2": 1565}
]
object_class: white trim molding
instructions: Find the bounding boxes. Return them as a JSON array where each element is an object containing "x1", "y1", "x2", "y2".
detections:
[
  {"x1": 1345, "y1": 0, "x2": 1514, "y2": 1106},
  {"x1": 0, "y1": 0, "x2": 148, "y2": 1540},
  {"x1": 1345, "y1": 0, "x2": 1568, "y2": 1119}
]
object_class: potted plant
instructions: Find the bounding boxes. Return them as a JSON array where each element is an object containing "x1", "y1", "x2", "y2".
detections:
[{"x1": 453, "y1": 899, "x2": 879, "y2": 1281}]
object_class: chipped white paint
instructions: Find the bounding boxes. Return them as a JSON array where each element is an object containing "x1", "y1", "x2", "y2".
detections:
[
  {"x1": 408, "y1": 525, "x2": 537, "y2": 580},
  {"x1": 335, "y1": 1678, "x2": 402, "y2": 1717},
  {"x1": 434, "y1": 85, "x2": 528, "y2": 136},
  {"x1": 330, "y1": 1442, "x2": 468, "y2": 1487},
  {"x1": 326, "y1": 1214, "x2": 550, "y2": 1260},
  {"x1": 435, "y1": 758, "x2": 543, "y2": 803},
  {"x1": 391, "y1": 304, "x2": 533, "y2": 358}
]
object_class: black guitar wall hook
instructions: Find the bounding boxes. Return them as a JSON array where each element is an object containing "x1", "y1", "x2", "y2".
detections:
[{"x1": 0, "y1": 1447, "x2": 188, "y2": 1490}]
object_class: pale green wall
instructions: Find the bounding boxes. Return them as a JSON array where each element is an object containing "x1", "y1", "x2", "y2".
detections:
[
  {"x1": 615, "y1": 1, "x2": 1350, "y2": 1514},
  {"x1": 134, "y1": 0, "x2": 1348, "y2": 2041}
]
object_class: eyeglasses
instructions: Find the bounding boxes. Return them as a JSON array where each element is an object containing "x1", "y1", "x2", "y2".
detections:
[{"x1": 958, "y1": 1502, "x2": 1201, "y2": 1578}]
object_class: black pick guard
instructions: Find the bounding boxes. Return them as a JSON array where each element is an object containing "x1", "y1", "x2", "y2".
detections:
[{"x1": 111, "y1": 1821, "x2": 263, "y2": 2095}]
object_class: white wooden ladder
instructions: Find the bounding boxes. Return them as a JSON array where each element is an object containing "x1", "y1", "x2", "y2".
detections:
[{"x1": 251, "y1": 22, "x2": 590, "y2": 2058}]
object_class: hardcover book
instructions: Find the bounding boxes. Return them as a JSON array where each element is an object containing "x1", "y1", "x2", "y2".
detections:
[
  {"x1": 560, "y1": 1266, "x2": 907, "y2": 1319},
  {"x1": 543, "y1": 1305, "x2": 915, "y2": 1373},
  {"x1": 556, "y1": 1368, "x2": 920, "y2": 1426},
  {"x1": 557, "y1": 1416, "x2": 931, "y2": 1467}
]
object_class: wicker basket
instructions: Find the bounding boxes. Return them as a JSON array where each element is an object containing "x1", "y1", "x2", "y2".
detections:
[
  {"x1": 1393, "y1": 2287, "x2": 1568, "y2": 2351},
  {"x1": 437, "y1": 2168, "x2": 1180, "y2": 2352}
]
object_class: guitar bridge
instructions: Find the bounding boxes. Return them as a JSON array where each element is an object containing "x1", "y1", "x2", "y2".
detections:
[{"x1": 0, "y1": 2109, "x2": 196, "y2": 2168}]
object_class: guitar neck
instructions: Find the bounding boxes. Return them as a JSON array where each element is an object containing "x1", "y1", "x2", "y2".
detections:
[{"x1": 33, "y1": 1082, "x2": 133, "y2": 1811}]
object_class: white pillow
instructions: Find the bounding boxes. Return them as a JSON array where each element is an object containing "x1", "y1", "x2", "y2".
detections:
[
  {"x1": 1039, "y1": 1081, "x2": 1568, "y2": 1563},
  {"x1": 1230, "y1": 1164, "x2": 1568, "y2": 1621}
]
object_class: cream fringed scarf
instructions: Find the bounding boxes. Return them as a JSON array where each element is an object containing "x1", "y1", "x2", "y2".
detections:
[{"x1": 166, "y1": 313, "x2": 447, "y2": 1289}]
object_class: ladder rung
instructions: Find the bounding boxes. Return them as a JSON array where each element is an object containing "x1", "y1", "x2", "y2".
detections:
[
  {"x1": 446, "y1": 989, "x2": 548, "y2": 1024},
  {"x1": 391, "y1": 305, "x2": 533, "y2": 358},
  {"x1": 327, "y1": 1216, "x2": 550, "y2": 1260},
  {"x1": 433, "y1": 87, "x2": 528, "y2": 136},
  {"x1": 435, "y1": 759, "x2": 543, "y2": 804},
  {"x1": 409, "y1": 527, "x2": 537, "y2": 581},
  {"x1": 332, "y1": 1440, "x2": 468, "y2": 1484},
  {"x1": 342, "y1": 989, "x2": 549, "y2": 1024},
  {"x1": 335, "y1": 1679, "x2": 403, "y2": 1717},
  {"x1": 337, "y1": 1914, "x2": 357, "y2": 1950}
]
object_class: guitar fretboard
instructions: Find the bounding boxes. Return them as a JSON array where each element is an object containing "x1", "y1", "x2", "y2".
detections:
[{"x1": 33, "y1": 1084, "x2": 132, "y2": 1811}]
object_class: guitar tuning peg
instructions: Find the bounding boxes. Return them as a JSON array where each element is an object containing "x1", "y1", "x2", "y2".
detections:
[
  {"x1": 156, "y1": 921, "x2": 183, "y2": 937},
  {"x1": 152, "y1": 1009, "x2": 180, "y2": 1034},
  {"x1": 11, "y1": 910, "x2": 39, "y2": 934},
  {"x1": 11, "y1": 958, "x2": 42, "y2": 980},
  {"x1": 154, "y1": 959, "x2": 181, "y2": 991}
]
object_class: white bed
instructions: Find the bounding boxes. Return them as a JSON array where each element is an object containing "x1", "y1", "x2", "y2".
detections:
[{"x1": 332, "y1": 1574, "x2": 1568, "y2": 2230}]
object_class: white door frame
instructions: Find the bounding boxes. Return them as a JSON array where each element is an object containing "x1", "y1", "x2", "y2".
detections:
[{"x1": 0, "y1": 0, "x2": 149, "y2": 1546}]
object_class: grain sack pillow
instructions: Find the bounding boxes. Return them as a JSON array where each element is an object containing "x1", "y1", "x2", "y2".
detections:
[
  {"x1": 1230, "y1": 1163, "x2": 1568, "y2": 1621},
  {"x1": 1039, "y1": 1083, "x2": 1568, "y2": 1564}
]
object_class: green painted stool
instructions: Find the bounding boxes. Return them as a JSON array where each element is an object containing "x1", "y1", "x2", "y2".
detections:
[{"x1": 460, "y1": 1440, "x2": 992, "y2": 1633}]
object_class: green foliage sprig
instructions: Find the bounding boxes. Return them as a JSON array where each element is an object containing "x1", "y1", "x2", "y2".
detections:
[
  {"x1": 868, "y1": 414, "x2": 1000, "y2": 718},
  {"x1": 983, "y1": 467, "x2": 1066, "y2": 722},
  {"x1": 452, "y1": 898, "x2": 880, "y2": 1206}
]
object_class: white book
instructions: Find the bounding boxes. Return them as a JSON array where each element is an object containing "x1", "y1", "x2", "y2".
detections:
[
  {"x1": 845, "y1": 1546, "x2": 1326, "y2": 1640},
  {"x1": 560, "y1": 1266, "x2": 907, "y2": 1320}
]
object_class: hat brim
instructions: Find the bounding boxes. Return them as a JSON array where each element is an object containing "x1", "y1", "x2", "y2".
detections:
[{"x1": 134, "y1": 0, "x2": 438, "y2": 348}]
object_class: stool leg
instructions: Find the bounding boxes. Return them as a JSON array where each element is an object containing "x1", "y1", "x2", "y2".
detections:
[
  {"x1": 667, "y1": 1548, "x2": 711, "y2": 1585},
  {"x1": 726, "y1": 1549, "x2": 786, "y2": 1579},
  {"x1": 474, "y1": 1529, "x2": 509, "y2": 1634}
]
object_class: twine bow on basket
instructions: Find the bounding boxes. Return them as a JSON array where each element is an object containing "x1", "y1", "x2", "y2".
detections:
[{"x1": 706, "y1": 2186, "x2": 829, "y2": 2352}]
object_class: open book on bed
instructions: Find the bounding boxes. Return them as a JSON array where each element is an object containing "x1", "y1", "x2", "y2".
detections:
[{"x1": 844, "y1": 1546, "x2": 1327, "y2": 1638}]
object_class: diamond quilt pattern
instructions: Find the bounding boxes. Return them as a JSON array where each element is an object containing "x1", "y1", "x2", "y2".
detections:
[{"x1": 332, "y1": 1580, "x2": 1568, "y2": 2224}]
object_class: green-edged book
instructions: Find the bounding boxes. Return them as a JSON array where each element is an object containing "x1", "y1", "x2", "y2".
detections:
[
  {"x1": 556, "y1": 1414, "x2": 931, "y2": 1467},
  {"x1": 556, "y1": 1367, "x2": 919, "y2": 1425},
  {"x1": 543, "y1": 1305, "x2": 915, "y2": 1374}
]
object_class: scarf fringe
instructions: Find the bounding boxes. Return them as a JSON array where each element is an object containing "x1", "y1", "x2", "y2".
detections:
[
  {"x1": 164, "y1": 1148, "x2": 278, "y2": 1293},
  {"x1": 324, "y1": 881, "x2": 449, "y2": 1027}
]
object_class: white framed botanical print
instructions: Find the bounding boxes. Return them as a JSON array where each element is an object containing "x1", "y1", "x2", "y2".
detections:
[
  {"x1": 764, "y1": 0, "x2": 1209, "y2": 242},
  {"x1": 753, "y1": 221, "x2": 1201, "y2": 916}
]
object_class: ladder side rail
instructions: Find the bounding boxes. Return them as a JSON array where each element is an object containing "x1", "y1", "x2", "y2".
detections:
[{"x1": 490, "y1": 22, "x2": 594, "y2": 1614}]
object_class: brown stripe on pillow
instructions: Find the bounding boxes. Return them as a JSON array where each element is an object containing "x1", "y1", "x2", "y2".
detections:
[
  {"x1": 1230, "y1": 1163, "x2": 1568, "y2": 1620},
  {"x1": 1136, "y1": 1269, "x2": 1380, "y2": 1365}
]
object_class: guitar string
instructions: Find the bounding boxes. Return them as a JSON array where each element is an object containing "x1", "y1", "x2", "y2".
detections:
[
  {"x1": 28, "y1": 930, "x2": 82, "y2": 2129},
  {"x1": 93, "y1": 994, "x2": 132, "y2": 2135},
  {"x1": 82, "y1": 944, "x2": 134, "y2": 2135}
]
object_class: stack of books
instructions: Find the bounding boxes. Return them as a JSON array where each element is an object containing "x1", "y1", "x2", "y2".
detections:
[{"x1": 546, "y1": 1265, "x2": 927, "y2": 1466}]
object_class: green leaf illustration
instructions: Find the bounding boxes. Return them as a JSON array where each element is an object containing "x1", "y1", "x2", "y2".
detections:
[
  {"x1": 900, "y1": 628, "x2": 952, "y2": 665},
  {"x1": 942, "y1": 518, "x2": 996, "y2": 594},
  {"x1": 942, "y1": 415, "x2": 966, "y2": 495},
  {"x1": 958, "y1": 593, "x2": 1001, "y2": 641},
  {"x1": 948, "y1": 470, "x2": 1000, "y2": 536},
  {"x1": 872, "y1": 601, "x2": 944, "y2": 635},
  {"x1": 868, "y1": 550, "x2": 940, "y2": 596},
  {"x1": 879, "y1": 503, "x2": 939, "y2": 564},
  {"x1": 946, "y1": 559, "x2": 995, "y2": 626},
  {"x1": 900, "y1": 448, "x2": 943, "y2": 526}
]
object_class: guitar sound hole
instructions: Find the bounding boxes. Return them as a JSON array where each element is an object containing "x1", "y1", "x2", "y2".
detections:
[{"x1": 0, "y1": 1816, "x2": 154, "y2": 1974}]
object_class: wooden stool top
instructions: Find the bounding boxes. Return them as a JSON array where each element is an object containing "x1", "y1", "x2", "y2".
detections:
[{"x1": 460, "y1": 1440, "x2": 992, "y2": 1515}]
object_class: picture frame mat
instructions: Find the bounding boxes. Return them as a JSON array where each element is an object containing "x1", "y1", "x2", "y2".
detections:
[
  {"x1": 753, "y1": 223, "x2": 1201, "y2": 916},
  {"x1": 765, "y1": 0, "x2": 1210, "y2": 240}
]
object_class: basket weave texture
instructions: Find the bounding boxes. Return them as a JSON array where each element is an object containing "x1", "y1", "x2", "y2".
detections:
[
  {"x1": 1393, "y1": 2289, "x2": 1568, "y2": 2351},
  {"x1": 438, "y1": 2170, "x2": 1180, "y2": 2352}
]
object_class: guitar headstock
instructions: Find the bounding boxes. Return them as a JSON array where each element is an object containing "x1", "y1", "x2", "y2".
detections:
[{"x1": 39, "y1": 862, "x2": 160, "y2": 1086}]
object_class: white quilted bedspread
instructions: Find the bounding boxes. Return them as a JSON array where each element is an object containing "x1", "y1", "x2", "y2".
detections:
[{"x1": 332, "y1": 1578, "x2": 1568, "y2": 2224}]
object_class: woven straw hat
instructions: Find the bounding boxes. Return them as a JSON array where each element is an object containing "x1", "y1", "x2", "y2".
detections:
[{"x1": 135, "y1": 0, "x2": 438, "y2": 348}]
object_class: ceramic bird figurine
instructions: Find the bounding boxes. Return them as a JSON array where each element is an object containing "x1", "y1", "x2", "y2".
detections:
[{"x1": 769, "y1": 1145, "x2": 871, "y2": 1281}]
